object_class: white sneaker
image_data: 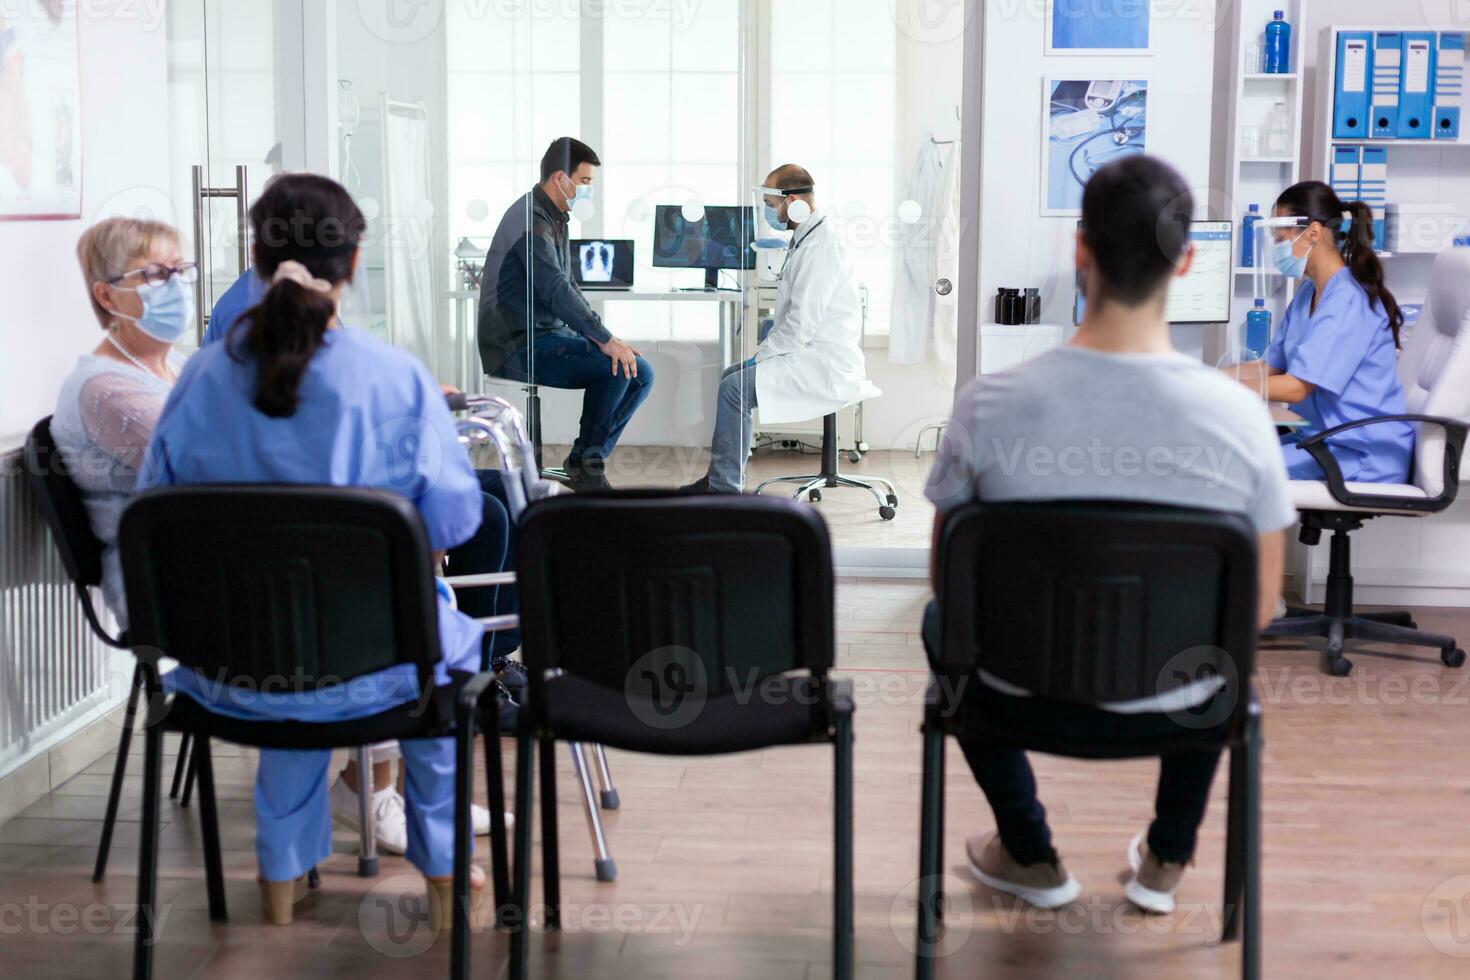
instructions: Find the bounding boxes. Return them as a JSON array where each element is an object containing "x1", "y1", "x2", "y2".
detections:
[
  {"x1": 472, "y1": 802, "x2": 514, "y2": 836},
  {"x1": 329, "y1": 777, "x2": 408, "y2": 854}
]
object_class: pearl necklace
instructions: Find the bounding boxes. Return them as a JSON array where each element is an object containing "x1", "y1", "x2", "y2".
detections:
[{"x1": 107, "y1": 333, "x2": 175, "y2": 383}]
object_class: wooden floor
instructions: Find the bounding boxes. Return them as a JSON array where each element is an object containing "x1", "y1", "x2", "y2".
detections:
[{"x1": 5, "y1": 582, "x2": 1470, "y2": 978}]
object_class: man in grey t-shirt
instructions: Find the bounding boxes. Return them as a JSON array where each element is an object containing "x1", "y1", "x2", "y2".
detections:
[{"x1": 922, "y1": 156, "x2": 1295, "y2": 915}]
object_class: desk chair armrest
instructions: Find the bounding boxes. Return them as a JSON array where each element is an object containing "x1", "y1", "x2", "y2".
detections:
[
  {"x1": 826, "y1": 677, "x2": 855, "y2": 719},
  {"x1": 443, "y1": 572, "x2": 517, "y2": 590},
  {"x1": 458, "y1": 670, "x2": 501, "y2": 713},
  {"x1": 1297, "y1": 414, "x2": 1467, "y2": 512}
]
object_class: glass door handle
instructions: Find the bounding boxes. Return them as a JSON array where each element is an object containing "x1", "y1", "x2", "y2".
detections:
[{"x1": 191, "y1": 164, "x2": 251, "y2": 344}]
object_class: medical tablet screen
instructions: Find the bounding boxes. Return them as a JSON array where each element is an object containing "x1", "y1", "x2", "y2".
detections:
[{"x1": 1164, "y1": 221, "x2": 1233, "y2": 324}]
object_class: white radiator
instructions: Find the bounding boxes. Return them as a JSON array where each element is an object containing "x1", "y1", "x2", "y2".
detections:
[{"x1": 0, "y1": 444, "x2": 115, "y2": 780}]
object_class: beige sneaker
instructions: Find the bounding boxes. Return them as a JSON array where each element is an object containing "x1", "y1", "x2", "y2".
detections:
[
  {"x1": 966, "y1": 832, "x2": 1080, "y2": 909},
  {"x1": 1124, "y1": 832, "x2": 1187, "y2": 913}
]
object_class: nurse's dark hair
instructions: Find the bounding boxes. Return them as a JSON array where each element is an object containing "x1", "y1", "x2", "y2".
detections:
[
  {"x1": 229, "y1": 174, "x2": 365, "y2": 418},
  {"x1": 1079, "y1": 155, "x2": 1193, "y2": 307},
  {"x1": 1275, "y1": 180, "x2": 1402, "y2": 346}
]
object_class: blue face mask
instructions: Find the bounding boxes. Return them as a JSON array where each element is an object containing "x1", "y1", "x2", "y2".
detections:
[
  {"x1": 763, "y1": 203, "x2": 785, "y2": 230},
  {"x1": 111, "y1": 275, "x2": 196, "y2": 343},
  {"x1": 1270, "y1": 231, "x2": 1311, "y2": 279},
  {"x1": 568, "y1": 182, "x2": 593, "y2": 210}
]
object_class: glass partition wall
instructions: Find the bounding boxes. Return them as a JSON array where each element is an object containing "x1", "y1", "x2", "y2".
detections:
[{"x1": 268, "y1": 0, "x2": 964, "y2": 562}]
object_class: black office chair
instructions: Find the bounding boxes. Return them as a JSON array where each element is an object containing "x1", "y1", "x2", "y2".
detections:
[
  {"x1": 915, "y1": 502, "x2": 1263, "y2": 980},
  {"x1": 22, "y1": 417, "x2": 195, "y2": 883},
  {"x1": 118, "y1": 487, "x2": 510, "y2": 980},
  {"x1": 755, "y1": 412, "x2": 899, "y2": 520},
  {"x1": 507, "y1": 492, "x2": 854, "y2": 980}
]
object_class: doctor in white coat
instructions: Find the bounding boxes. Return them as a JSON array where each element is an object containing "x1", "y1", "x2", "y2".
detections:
[{"x1": 683, "y1": 165, "x2": 880, "y2": 494}]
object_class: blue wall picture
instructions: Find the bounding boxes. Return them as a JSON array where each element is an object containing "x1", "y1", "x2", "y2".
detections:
[
  {"x1": 1041, "y1": 78, "x2": 1149, "y2": 215},
  {"x1": 1046, "y1": 0, "x2": 1153, "y2": 55}
]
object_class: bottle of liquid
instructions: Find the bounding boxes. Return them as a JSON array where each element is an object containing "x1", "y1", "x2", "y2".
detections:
[
  {"x1": 1264, "y1": 11, "x2": 1291, "y2": 74},
  {"x1": 1241, "y1": 204, "x2": 1260, "y2": 267},
  {"x1": 1244, "y1": 298, "x2": 1272, "y2": 359},
  {"x1": 1266, "y1": 101, "x2": 1290, "y2": 157}
]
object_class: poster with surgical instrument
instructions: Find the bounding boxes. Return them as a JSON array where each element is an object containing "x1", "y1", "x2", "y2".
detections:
[
  {"x1": 0, "y1": 0, "x2": 81, "y2": 220},
  {"x1": 1044, "y1": 0, "x2": 1153, "y2": 55},
  {"x1": 1041, "y1": 78, "x2": 1148, "y2": 217}
]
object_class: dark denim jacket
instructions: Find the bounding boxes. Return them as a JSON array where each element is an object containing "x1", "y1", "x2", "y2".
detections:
[{"x1": 476, "y1": 185, "x2": 612, "y2": 376}]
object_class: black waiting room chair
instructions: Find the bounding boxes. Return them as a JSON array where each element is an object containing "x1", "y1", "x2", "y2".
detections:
[
  {"x1": 507, "y1": 492, "x2": 855, "y2": 980},
  {"x1": 22, "y1": 417, "x2": 197, "y2": 883},
  {"x1": 916, "y1": 502, "x2": 1264, "y2": 980},
  {"x1": 117, "y1": 486, "x2": 511, "y2": 980}
]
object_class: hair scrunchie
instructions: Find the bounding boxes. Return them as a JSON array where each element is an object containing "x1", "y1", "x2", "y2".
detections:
[{"x1": 272, "y1": 260, "x2": 333, "y2": 294}]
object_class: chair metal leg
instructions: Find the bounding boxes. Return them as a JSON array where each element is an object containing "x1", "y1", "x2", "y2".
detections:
[
  {"x1": 569, "y1": 741, "x2": 616, "y2": 882},
  {"x1": 451, "y1": 717, "x2": 474, "y2": 980},
  {"x1": 483, "y1": 730, "x2": 512, "y2": 929},
  {"x1": 509, "y1": 735, "x2": 535, "y2": 980},
  {"x1": 355, "y1": 745, "x2": 378, "y2": 877},
  {"x1": 133, "y1": 722, "x2": 163, "y2": 980},
  {"x1": 915, "y1": 706, "x2": 946, "y2": 980},
  {"x1": 833, "y1": 704, "x2": 854, "y2": 980},
  {"x1": 95, "y1": 663, "x2": 143, "y2": 883},
  {"x1": 179, "y1": 744, "x2": 197, "y2": 808},
  {"x1": 593, "y1": 745, "x2": 620, "y2": 810},
  {"x1": 1242, "y1": 705, "x2": 1263, "y2": 980},
  {"x1": 1221, "y1": 738, "x2": 1247, "y2": 944},
  {"x1": 192, "y1": 736, "x2": 227, "y2": 922},
  {"x1": 170, "y1": 732, "x2": 192, "y2": 800},
  {"x1": 539, "y1": 738, "x2": 561, "y2": 930}
]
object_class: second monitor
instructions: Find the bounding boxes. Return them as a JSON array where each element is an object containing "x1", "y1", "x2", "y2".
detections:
[{"x1": 652, "y1": 205, "x2": 755, "y2": 289}]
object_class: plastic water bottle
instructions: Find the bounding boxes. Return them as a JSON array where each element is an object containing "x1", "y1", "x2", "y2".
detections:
[
  {"x1": 1264, "y1": 11, "x2": 1291, "y2": 74},
  {"x1": 1244, "y1": 299, "x2": 1272, "y2": 359},
  {"x1": 1241, "y1": 205, "x2": 1260, "y2": 267}
]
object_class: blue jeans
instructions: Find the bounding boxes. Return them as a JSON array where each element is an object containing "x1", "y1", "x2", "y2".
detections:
[
  {"x1": 445, "y1": 470, "x2": 519, "y2": 663},
  {"x1": 708, "y1": 361, "x2": 758, "y2": 493},
  {"x1": 500, "y1": 332, "x2": 655, "y2": 467}
]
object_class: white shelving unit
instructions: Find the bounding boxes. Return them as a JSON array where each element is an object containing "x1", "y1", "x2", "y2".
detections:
[
  {"x1": 1210, "y1": 0, "x2": 1309, "y2": 363},
  {"x1": 1312, "y1": 25, "x2": 1470, "y2": 308}
]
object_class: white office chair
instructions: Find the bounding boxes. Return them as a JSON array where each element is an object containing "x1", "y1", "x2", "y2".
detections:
[{"x1": 1265, "y1": 248, "x2": 1470, "y2": 675}]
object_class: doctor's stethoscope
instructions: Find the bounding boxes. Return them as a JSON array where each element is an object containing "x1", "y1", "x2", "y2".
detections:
[{"x1": 773, "y1": 216, "x2": 827, "y2": 281}]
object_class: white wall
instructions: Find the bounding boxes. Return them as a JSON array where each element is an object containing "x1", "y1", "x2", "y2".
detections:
[
  {"x1": 0, "y1": 7, "x2": 171, "y2": 443},
  {"x1": 975, "y1": 2, "x2": 1219, "y2": 361}
]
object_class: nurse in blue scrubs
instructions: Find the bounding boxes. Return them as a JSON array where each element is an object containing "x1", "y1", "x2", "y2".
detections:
[
  {"x1": 1251, "y1": 180, "x2": 1413, "y2": 483},
  {"x1": 139, "y1": 174, "x2": 488, "y2": 927}
]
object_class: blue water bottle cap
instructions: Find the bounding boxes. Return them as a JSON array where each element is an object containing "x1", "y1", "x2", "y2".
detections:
[
  {"x1": 1454, "y1": 235, "x2": 1470, "y2": 248},
  {"x1": 1254, "y1": 297, "x2": 1266, "y2": 308},
  {"x1": 1273, "y1": 10, "x2": 1284, "y2": 19},
  {"x1": 1248, "y1": 204, "x2": 1259, "y2": 213}
]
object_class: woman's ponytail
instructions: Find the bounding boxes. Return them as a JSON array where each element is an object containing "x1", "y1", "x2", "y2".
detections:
[
  {"x1": 1342, "y1": 199, "x2": 1403, "y2": 347},
  {"x1": 241, "y1": 278, "x2": 337, "y2": 417},
  {"x1": 224, "y1": 174, "x2": 365, "y2": 417},
  {"x1": 1276, "y1": 180, "x2": 1404, "y2": 347}
]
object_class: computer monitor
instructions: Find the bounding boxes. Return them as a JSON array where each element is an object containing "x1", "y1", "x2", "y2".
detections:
[
  {"x1": 571, "y1": 238, "x2": 635, "y2": 290},
  {"x1": 652, "y1": 205, "x2": 756, "y2": 288},
  {"x1": 1073, "y1": 220, "x2": 1234, "y2": 325}
]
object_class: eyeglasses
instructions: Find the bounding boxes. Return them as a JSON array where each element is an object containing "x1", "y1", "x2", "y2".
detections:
[{"x1": 109, "y1": 262, "x2": 200, "y2": 287}]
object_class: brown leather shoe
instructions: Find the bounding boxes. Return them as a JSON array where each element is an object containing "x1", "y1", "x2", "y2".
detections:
[{"x1": 966, "y1": 831, "x2": 1080, "y2": 909}]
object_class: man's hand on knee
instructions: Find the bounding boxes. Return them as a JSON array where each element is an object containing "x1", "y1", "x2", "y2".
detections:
[{"x1": 597, "y1": 336, "x2": 641, "y2": 378}]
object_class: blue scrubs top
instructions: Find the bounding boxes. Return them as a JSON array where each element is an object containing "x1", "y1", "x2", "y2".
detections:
[
  {"x1": 202, "y1": 269, "x2": 267, "y2": 347},
  {"x1": 138, "y1": 327, "x2": 485, "y2": 719},
  {"x1": 1266, "y1": 267, "x2": 1413, "y2": 483}
]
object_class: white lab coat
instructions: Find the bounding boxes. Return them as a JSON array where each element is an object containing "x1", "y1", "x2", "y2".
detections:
[
  {"x1": 931, "y1": 142, "x2": 962, "y2": 387},
  {"x1": 890, "y1": 141, "x2": 946, "y2": 364},
  {"x1": 755, "y1": 212, "x2": 881, "y2": 425}
]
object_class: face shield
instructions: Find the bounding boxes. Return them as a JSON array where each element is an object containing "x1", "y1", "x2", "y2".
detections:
[
  {"x1": 1254, "y1": 215, "x2": 1313, "y2": 295},
  {"x1": 756, "y1": 184, "x2": 814, "y2": 233}
]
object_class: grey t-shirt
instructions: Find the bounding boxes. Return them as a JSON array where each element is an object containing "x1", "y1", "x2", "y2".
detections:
[{"x1": 924, "y1": 346, "x2": 1297, "y2": 712}]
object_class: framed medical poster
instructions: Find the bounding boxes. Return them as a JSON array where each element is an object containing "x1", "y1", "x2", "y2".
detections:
[
  {"x1": 1044, "y1": 0, "x2": 1153, "y2": 56},
  {"x1": 0, "y1": 0, "x2": 83, "y2": 220},
  {"x1": 1041, "y1": 78, "x2": 1149, "y2": 216}
]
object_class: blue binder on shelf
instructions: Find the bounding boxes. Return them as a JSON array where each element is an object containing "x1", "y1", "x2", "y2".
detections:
[
  {"x1": 1397, "y1": 31, "x2": 1437, "y2": 139},
  {"x1": 1330, "y1": 145, "x2": 1362, "y2": 202},
  {"x1": 1358, "y1": 147, "x2": 1389, "y2": 247},
  {"x1": 1333, "y1": 32, "x2": 1373, "y2": 139},
  {"x1": 1436, "y1": 32, "x2": 1465, "y2": 140},
  {"x1": 1372, "y1": 32, "x2": 1402, "y2": 138}
]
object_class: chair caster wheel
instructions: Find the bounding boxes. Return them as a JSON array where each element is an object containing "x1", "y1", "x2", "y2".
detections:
[
  {"x1": 879, "y1": 506, "x2": 897, "y2": 521},
  {"x1": 848, "y1": 451, "x2": 862, "y2": 464},
  {"x1": 857, "y1": 441, "x2": 870, "y2": 453},
  {"x1": 1328, "y1": 657, "x2": 1353, "y2": 677},
  {"x1": 809, "y1": 490, "x2": 822, "y2": 503},
  {"x1": 887, "y1": 494, "x2": 898, "y2": 507},
  {"x1": 1443, "y1": 647, "x2": 1466, "y2": 668}
]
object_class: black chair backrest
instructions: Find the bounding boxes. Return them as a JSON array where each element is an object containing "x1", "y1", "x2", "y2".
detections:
[
  {"x1": 24, "y1": 416, "x2": 106, "y2": 588},
  {"x1": 119, "y1": 486, "x2": 443, "y2": 698},
  {"x1": 936, "y1": 501, "x2": 1258, "y2": 710},
  {"x1": 516, "y1": 493, "x2": 834, "y2": 698}
]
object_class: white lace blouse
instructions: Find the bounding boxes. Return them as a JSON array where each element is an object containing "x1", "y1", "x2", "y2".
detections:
[{"x1": 51, "y1": 352, "x2": 184, "y2": 631}]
